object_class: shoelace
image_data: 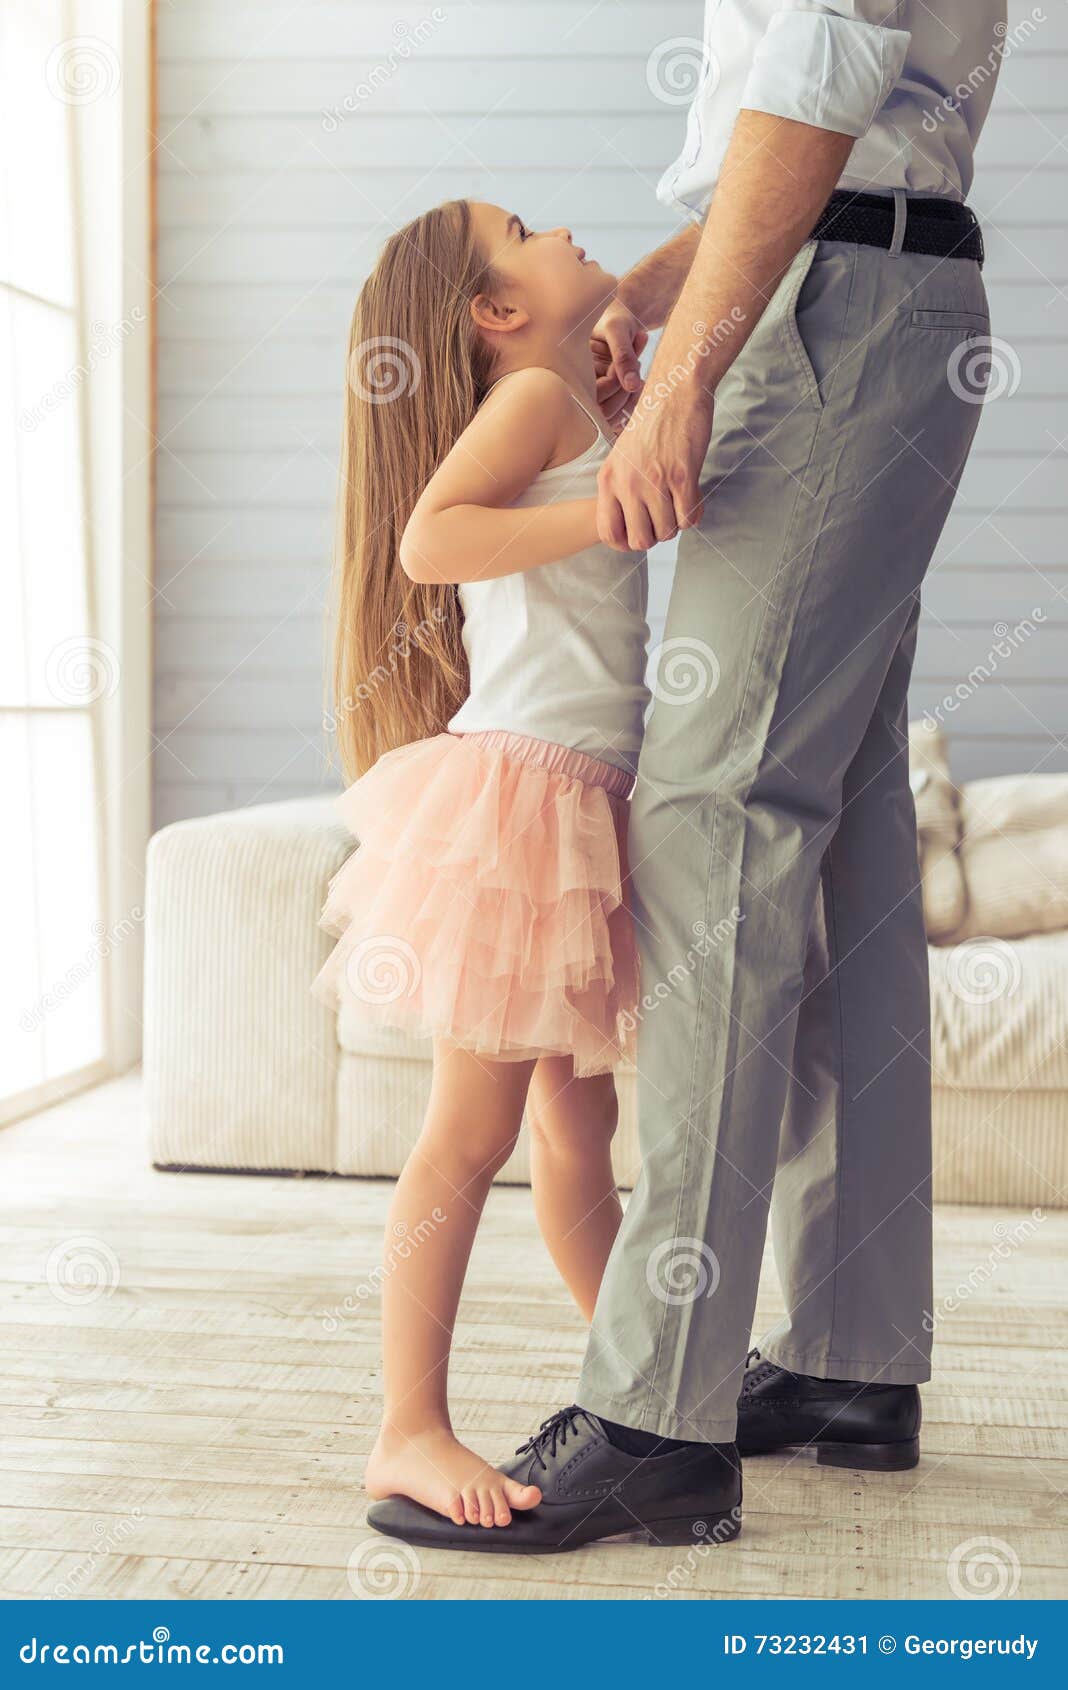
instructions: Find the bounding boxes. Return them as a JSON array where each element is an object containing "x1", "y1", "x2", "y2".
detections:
[
  {"x1": 515, "y1": 1404, "x2": 585, "y2": 1472},
  {"x1": 739, "y1": 1348, "x2": 765, "y2": 1395}
]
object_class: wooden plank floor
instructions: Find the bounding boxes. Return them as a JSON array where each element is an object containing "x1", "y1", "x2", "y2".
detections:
[{"x1": 1, "y1": 1073, "x2": 1065, "y2": 1601}]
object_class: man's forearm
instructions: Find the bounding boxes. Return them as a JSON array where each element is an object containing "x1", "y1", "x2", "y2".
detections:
[
  {"x1": 651, "y1": 111, "x2": 855, "y2": 397},
  {"x1": 616, "y1": 223, "x2": 702, "y2": 331}
]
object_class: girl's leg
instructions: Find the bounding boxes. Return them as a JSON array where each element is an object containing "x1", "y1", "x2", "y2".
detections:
[
  {"x1": 364, "y1": 1041, "x2": 542, "y2": 1527},
  {"x1": 527, "y1": 1057, "x2": 622, "y2": 1322}
]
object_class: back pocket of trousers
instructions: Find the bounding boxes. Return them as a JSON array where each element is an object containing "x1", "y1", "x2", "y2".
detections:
[{"x1": 910, "y1": 309, "x2": 990, "y2": 333}]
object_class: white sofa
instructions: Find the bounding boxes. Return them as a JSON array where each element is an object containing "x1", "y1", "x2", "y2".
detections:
[
  {"x1": 145, "y1": 758, "x2": 1068, "y2": 1208},
  {"x1": 144, "y1": 793, "x2": 615, "y2": 1188}
]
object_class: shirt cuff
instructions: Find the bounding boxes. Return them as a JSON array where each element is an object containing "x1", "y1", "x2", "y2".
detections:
[{"x1": 740, "y1": 11, "x2": 911, "y2": 139}]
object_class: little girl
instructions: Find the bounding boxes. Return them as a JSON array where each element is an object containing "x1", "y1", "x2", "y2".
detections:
[{"x1": 314, "y1": 200, "x2": 649, "y2": 1530}]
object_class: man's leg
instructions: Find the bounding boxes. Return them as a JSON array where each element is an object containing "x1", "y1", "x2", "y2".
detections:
[
  {"x1": 763, "y1": 603, "x2": 933, "y2": 1381},
  {"x1": 579, "y1": 237, "x2": 986, "y2": 1438}
]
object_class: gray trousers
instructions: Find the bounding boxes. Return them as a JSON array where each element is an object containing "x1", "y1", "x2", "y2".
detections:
[{"x1": 579, "y1": 233, "x2": 989, "y2": 1440}]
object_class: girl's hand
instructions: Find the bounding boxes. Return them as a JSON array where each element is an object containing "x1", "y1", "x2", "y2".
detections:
[
  {"x1": 596, "y1": 386, "x2": 712, "y2": 553},
  {"x1": 591, "y1": 301, "x2": 648, "y2": 428}
]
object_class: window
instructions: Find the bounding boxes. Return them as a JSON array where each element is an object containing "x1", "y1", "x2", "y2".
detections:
[{"x1": 0, "y1": 1, "x2": 137, "y2": 1120}]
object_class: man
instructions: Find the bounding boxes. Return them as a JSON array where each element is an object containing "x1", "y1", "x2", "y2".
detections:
[{"x1": 372, "y1": 0, "x2": 1004, "y2": 1551}]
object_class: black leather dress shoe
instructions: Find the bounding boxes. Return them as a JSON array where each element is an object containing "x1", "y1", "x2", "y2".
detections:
[
  {"x1": 737, "y1": 1350, "x2": 921, "y2": 1470},
  {"x1": 366, "y1": 1406, "x2": 742, "y2": 1554}
]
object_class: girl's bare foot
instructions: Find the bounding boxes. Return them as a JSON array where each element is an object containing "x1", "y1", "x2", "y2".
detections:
[{"x1": 365, "y1": 1424, "x2": 541, "y2": 1527}]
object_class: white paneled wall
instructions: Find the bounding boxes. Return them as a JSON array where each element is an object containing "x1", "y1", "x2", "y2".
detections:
[{"x1": 154, "y1": 0, "x2": 1068, "y2": 824}]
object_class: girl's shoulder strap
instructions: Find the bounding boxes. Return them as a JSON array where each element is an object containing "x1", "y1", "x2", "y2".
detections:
[
  {"x1": 481, "y1": 369, "x2": 604, "y2": 436},
  {"x1": 564, "y1": 387, "x2": 605, "y2": 438},
  {"x1": 480, "y1": 370, "x2": 525, "y2": 403}
]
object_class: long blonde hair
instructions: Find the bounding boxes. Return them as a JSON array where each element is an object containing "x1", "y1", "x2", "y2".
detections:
[{"x1": 331, "y1": 200, "x2": 500, "y2": 778}]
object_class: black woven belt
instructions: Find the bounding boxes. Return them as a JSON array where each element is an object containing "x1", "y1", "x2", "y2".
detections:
[{"x1": 811, "y1": 189, "x2": 984, "y2": 266}]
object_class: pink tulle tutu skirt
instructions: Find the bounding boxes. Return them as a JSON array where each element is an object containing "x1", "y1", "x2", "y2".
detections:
[{"x1": 313, "y1": 729, "x2": 638, "y2": 1076}]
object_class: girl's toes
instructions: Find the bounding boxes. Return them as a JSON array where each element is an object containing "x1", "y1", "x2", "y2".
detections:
[
  {"x1": 503, "y1": 1476, "x2": 541, "y2": 1511},
  {"x1": 463, "y1": 1489, "x2": 480, "y2": 1525},
  {"x1": 478, "y1": 1487, "x2": 496, "y2": 1526},
  {"x1": 491, "y1": 1487, "x2": 511, "y2": 1527},
  {"x1": 448, "y1": 1494, "x2": 466, "y2": 1526}
]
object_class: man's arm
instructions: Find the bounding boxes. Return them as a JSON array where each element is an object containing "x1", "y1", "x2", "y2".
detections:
[
  {"x1": 597, "y1": 110, "x2": 855, "y2": 551},
  {"x1": 659, "y1": 112, "x2": 856, "y2": 400},
  {"x1": 617, "y1": 224, "x2": 703, "y2": 328}
]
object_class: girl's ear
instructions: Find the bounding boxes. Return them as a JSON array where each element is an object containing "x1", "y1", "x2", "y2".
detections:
[{"x1": 470, "y1": 292, "x2": 530, "y2": 336}]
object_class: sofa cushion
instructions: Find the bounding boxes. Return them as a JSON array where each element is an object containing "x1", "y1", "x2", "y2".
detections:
[
  {"x1": 908, "y1": 720, "x2": 967, "y2": 941},
  {"x1": 340, "y1": 929, "x2": 1068, "y2": 1095},
  {"x1": 336, "y1": 1012, "x2": 433, "y2": 1064},
  {"x1": 341, "y1": 933, "x2": 1067, "y2": 1116},
  {"x1": 955, "y1": 773, "x2": 1068, "y2": 941},
  {"x1": 334, "y1": 1047, "x2": 641, "y2": 1185},
  {"x1": 930, "y1": 930, "x2": 1068, "y2": 1092},
  {"x1": 146, "y1": 795, "x2": 353, "y2": 1173}
]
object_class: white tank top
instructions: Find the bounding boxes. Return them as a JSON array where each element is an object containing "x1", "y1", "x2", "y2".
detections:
[{"x1": 448, "y1": 383, "x2": 649, "y2": 776}]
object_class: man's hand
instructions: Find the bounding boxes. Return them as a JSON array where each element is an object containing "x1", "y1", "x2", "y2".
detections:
[
  {"x1": 593, "y1": 114, "x2": 855, "y2": 552},
  {"x1": 591, "y1": 299, "x2": 648, "y2": 429},
  {"x1": 596, "y1": 386, "x2": 713, "y2": 552}
]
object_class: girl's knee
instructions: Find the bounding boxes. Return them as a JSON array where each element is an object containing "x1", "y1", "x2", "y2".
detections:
[
  {"x1": 419, "y1": 1117, "x2": 520, "y2": 1182},
  {"x1": 529, "y1": 1077, "x2": 618, "y2": 1155}
]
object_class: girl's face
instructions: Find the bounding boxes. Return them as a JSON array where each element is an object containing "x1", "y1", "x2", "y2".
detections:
[{"x1": 469, "y1": 202, "x2": 615, "y2": 336}]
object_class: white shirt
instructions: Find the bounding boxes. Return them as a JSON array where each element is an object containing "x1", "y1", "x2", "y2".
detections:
[
  {"x1": 449, "y1": 416, "x2": 650, "y2": 777},
  {"x1": 658, "y1": 1, "x2": 1007, "y2": 217}
]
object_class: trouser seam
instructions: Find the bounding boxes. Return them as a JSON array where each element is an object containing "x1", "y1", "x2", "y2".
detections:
[
  {"x1": 641, "y1": 381, "x2": 830, "y2": 1418},
  {"x1": 823, "y1": 845, "x2": 849, "y2": 1366}
]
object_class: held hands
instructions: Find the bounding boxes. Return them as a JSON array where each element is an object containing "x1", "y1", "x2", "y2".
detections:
[
  {"x1": 596, "y1": 383, "x2": 712, "y2": 553},
  {"x1": 591, "y1": 294, "x2": 714, "y2": 552},
  {"x1": 591, "y1": 299, "x2": 648, "y2": 429}
]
